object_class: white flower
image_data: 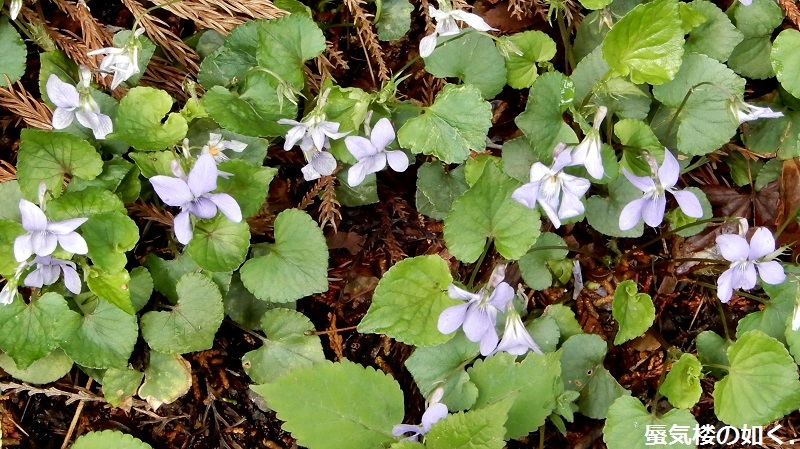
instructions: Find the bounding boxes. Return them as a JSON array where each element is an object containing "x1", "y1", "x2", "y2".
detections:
[
  {"x1": 24, "y1": 256, "x2": 82, "y2": 294},
  {"x1": 300, "y1": 149, "x2": 338, "y2": 181},
  {"x1": 392, "y1": 388, "x2": 448, "y2": 441},
  {"x1": 735, "y1": 102, "x2": 783, "y2": 124},
  {"x1": 420, "y1": 0, "x2": 497, "y2": 57},
  {"x1": 201, "y1": 133, "x2": 247, "y2": 163},
  {"x1": 512, "y1": 146, "x2": 591, "y2": 228},
  {"x1": 345, "y1": 118, "x2": 409, "y2": 187},
  {"x1": 9, "y1": 0, "x2": 21, "y2": 20},
  {"x1": 88, "y1": 27, "x2": 145, "y2": 89},
  {"x1": 278, "y1": 115, "x2": 348, "y2": 153},
  {"x1": 571, "y1": 106, "x2": 607, "y2": 179},
  {"x1": 14, "y1": 200, "x2": 88, "y2": 262},
  {"x1": 619, "y1": 150, "x2": 702, "y2": 231},
  {"x1": 46, "y1": 66, "x2": 113, "y2": 139},
  {"x1": 716, "y1": 227, "x2": 785, "y2": 303},
  {"x1": 493, "y1": 307, "x2": 542, "y2": 356}
]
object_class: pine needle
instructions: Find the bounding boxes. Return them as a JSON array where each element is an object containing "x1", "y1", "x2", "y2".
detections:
[{"x1": 0, "y1": 75, "x2": 53, "y2": 131}]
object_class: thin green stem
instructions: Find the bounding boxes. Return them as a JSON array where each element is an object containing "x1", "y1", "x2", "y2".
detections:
[
  {"x1": 555, "y1": 9, "x2": 575, "y2": 74},
  {"x1": 468, "y1": 240, "x2": 493, "y2": 289},
  {"x1": 681, "y1": 156, "x2": 709, "y2": 174},
  {"x1": 374, "y1": 0, "x2": 383, "y2": 23}
]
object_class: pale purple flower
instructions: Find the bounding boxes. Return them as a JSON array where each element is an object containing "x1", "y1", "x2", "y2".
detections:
[
  {"x1": 392, "y1": 388, "x2": 448, "y2": 441},
  {"x1": 201, "y1": 133, "x2": 247, "y2": 163},
  {"x1": 345, "y1": 118, "x2": 409, "y2": 187},
  {"x1": 46, "y1": 66, "x2": 113, "y2": 139},
  {"x1": 420, "y1": 0, "x2": 497, "y2": 57},
  {"x1": 438, "y1": 266, "x2": 514, "y2": 356},
  {"x1": 571, "y1": 106, "x2": 607, "y2": 179},
  {"x1": 150, "y1": 154, "x2": 242, "y2": 244},
  {"x1": 716, "y1": 227, "x2": 785, "y2": 303},
  {"x1": 619, "y1": 150, "x2": 702, "y2": 231},
  {"x1": 735, "y1": 103, "x2": 783, "y2": 124},
  {"x1": 511, "y1": 146, "x2": 591, "y2": 229},
  {"x1": 493, "y1": 307, "x2": 543, "y2": 356},
  {"x1": 88, "y1": 27, "x2": 145, "y2": 89},
  {"x1": 738, "y1": 0, "x2": 752, "y2": 5},
  {"x1": 9, "y1": 0, "x2": 21, "y2": 20},
  {"x1": 24, "y1": 256, "x2": 81, "y2": 294},
  {"x1": 14, "y1": 200, "x2": 88, "y2": 262},
  {"x1": 278, "y1": 116, "x2": 348, "y2": 153}
]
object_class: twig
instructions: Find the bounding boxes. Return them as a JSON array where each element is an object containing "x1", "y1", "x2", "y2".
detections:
[{"x1": 61, "y1": 378, "x2": 93, "y2": 449}]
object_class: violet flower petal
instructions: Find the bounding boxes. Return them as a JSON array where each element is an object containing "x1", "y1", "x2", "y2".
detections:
[
  {"x1": 748, "y1": 227, "x2": 776, "y2": 260},
  {"x1": 173, "y1": 210, "x2": 193, "y2": 244},
  {"x1": 716, "y1": 234, "x2": 750, "y2": 262},
  {"x1": 187, "y1": 154, "x2": 218, "y2": 197}
]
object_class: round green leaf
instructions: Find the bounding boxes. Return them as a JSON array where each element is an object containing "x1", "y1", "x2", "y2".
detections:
[
  {"x1": 17, "y1": 129, "x2": 103, "y2": 200},
  {"x1": 685, "y1": 0, "x2": 743, "y2": 63},
  {"x1": 224, "y1": 273, "x2": 280, "y2": 330},
  {"x1": 714, "y1": 330, "x2": 800, "y2": 427},
  {"x1": 251, "y1": 360, "x2": 404, "y2": 449},
  {"x1": 112, "y1": 87, "x2": 188, "y2": 151},
  {"x1": 519, "y1": 232, "x2": 569, "y2": 290},
  {"x1": 375, "y1": 0, "x2": 413, "y2": 41},
  {"x1": 0, "y1": 293, "x2": 70, "y2": 369},
  {"x1": 102, "y1": 366, "x2": 144, "y2": 408},
  {"x1": 242, "y1": 308, "x2": 325, "y2": 384},
  {"x1": 58, "y1": 298, "x2": 138, "y2": 369},
  {"x1": 358, "y1": 255, "x2": 455, "y2": 346},
  {"x1": 612, "y1": 280, "x2": 655, "y2": 344},
  {"x1": 728, "y1": 36, "x2": 774, "y2": 79},
  {"x1": 137, "y1": 351, "x2": 192, "y2": 410},
  {"x1": 586, "y1": 175, "x2": 644, "y2": 238},
  {"x1": 0, "y1": 16, "x2": 26, "y2": 85},
  {"x1": 425, "y1": 403, "x2": 508, "y2": 449},
  {"x1": 216, "y1": 160, "x2": 276, "y2": 218},
  {"x1": 240, "y1": 209, "x2": 328, "y2": 303},
  {"x1": 515, "y1": 72, "x2": 577, "y2": 158},
  {"x1": 416, "y1": 162, "x2": 469, "y2": 220},
  {"x1": 604, "y1": 396, "x2": 697, "y2": 449},
  {"x1": 731, "y1": 0, "x2": 783, "y2": 38},
  {"x1": 186, "y1": 215, "x2": 250, "y2": 272},
  {"x1": 560, "y1": 334, "x2": 629, "y2": 419},
  {"x1": 444, "y1": 162, "x2": 541, "y2": 262},
  {"x1": 255, "y1": 14, "x2": 326, "y2": 89},
  {"x1": 72, "y1": 430, "x2": 152, "y2": 449},
  {"x1": 772, "y1": 29, "x2": 800, "y2": 100},
  {"x1": 695, "y1": 330, "x2": 730, "y2": 379},
  {"x1": 140, "y1": 272, "x2": 224, "y2": 354},
  {"x1": 0, "y1": 349, "x2": 72, "y2": 385},
  {"x1": 405, "y1": 332, "x2": 479, "y2": 411},
  {"x1": 425, "y1": 33, "x2": 507, "y2": 99},
  {"x1": 81, "y1": 212, "x2": 140, "y2": 273},
  {"x1": 145, "y1": 252, "x2": 231, "y2": 304},
  {"x1": 601, "y1": 0, "x2": 684, "y2": 85},
  {"x1": 47, "y1": 187, "x2": 126, "y2": 220},
  {"x1": 397, "y1": 84, "x2": 492, "y2": 164},
  {"x1": 658, "y1": 353, "x2": 703, "y2": 409},
  {"x1": 499, "y1": 30, "x2": 557, "y2": 89},
  {"x1": 86, "y1": 267, "x2": 133, "y2": 314},
  {"x1": 129, "y1": 267, "x2": 154, "y2": 312},
  {"x1": 198, "y1": 20, "x2": 259, "y2": 88}
]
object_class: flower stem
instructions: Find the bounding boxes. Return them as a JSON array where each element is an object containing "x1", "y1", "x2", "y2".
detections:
[
  {"x1": 555, "y1": 9, "x2": 575, "y2": 74},
  {"x1": 468, "y1": 239, "x2": 493, "y2": 289}
]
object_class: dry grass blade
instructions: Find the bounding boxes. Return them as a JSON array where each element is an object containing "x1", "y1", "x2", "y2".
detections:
[
  {"x1": 128, "y1": 200, "x2": 174, "y2": 226},
  {"x1": 149, "y1": 0, "x2": 285, "y2": 34},
  {"x1": 0, "y1": 160, "x2": 17, "y2": 182},
  {"x1": 121, "y1": 0, "x2": 200, "y2": 72},
  {"x1": 344, "y1": 0, "x2": 390, "y2": 83},
  {"x1": 0, "y1": 76, "x2": 53, "y2": 131}
]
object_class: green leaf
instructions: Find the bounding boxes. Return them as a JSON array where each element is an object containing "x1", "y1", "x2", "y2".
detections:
[
  {"x1": 335, "y1": 171, "x2": 379, "y2": 206},
  {"x1": 612, "y1": 280, "x2": 655, "y2": 344},
  {"x1": 601, "y1": 0, "x2": 684, "y2": 85},
  {"x1": 141, "y1": 273, "x2": 224, "y2": 354},
  {"x1": 695, "y1": 330, "x2": 730, "y2": 379},
  {"x1": 526, "y1": 314, "x2": 561, "y2": 353},
  {"x1": 320, "y1": 82, "x2": 373, "y2": 163},
  {"x1": 203, "y1": 71, "x2": 297, "y2": 137},
  {"x1": 17, "y1": 129, "x2": 103, "y2": 200},
  {"x1": 685, "y1": 0, "x2": 743, "y2": 62},
  {"x1": 658, "y1": 353, "x2": 703, "y2": 409},
  {"x1": 86, "y1": 267, "x2": 133, "y2": 314},
  {"x1": 0, "y1": 293, "x2": 70, "y2": 369},
  {"x1": 586, "y1": 175, "x2": 645, "y2": 238},
  {"x1": 0, "y1": 180, "x2": 23, "y2": 221},
  {"x1": 102, "y1": 366, "x2": 144, "y2": 408},
  {"x1": 519, "y1": 232, "x2": 569, "y2": 290},
  {"x1": 146, "y1": 252, "x2": 231, "y2": 304},
  {"x1": 502, "y1": 137, "x2": 543, "y2": 183},
  {"x1": 425, "y1": 403, "x2": 508, "y2": 449},
  {"x1": 59, "y1": 298, "x2": 138, "y2": 369},
  {"x1": 0, "y1": 349, "x2": 72, "y2": 385},
  {"x1": 425, "y1": 34, "x2": 507, "y2": 98},
  {"x1": 604, "y1": 396, "x2": 697, "y2": 449},
  {"x1": 129, "y1": 267, "x2": 153, "y2": 312},
  {"x1": 129, "y1": 151, "x2": 176, "y2": 178},
  {"x1": 772, "y1": 29, "x2": 800, "y2": 100},
  {"x1": 714, "y1": 330, "x2": 800, "y2": 427},
  {"x1": 0, "y1": 16, "x2": 26, "y2": 85},
  {"x1": 614, "y1": 119, "x2": 664, "y2": 175},
  {"x1": 198, "y1": 20, "x2": 259, "y2": 88},
  {"x1": 252, "y1": 360, "x2": 404, "y2": 449},
  {"x1": 39, "y1": 50, "x2": 78, "y2": 104},
  {"x1": 731, "y1": 0, "x2": 784, "y2": 38},
  {"x1": 67, "y1": 157, "x2": 141, "y2": 204},
  {"x1": 72, "y1": 430, "x2": 152, "y2": 449},
  {"x1": 375, "y1": 0, "x2": 413, "y2": 41},
  {"x1": 256, "y1": 14, "x2": 326, "y2": 88},
  {"x1": 358, "y1": 255, "x2": 455, "y2": 346},
  {"x1": 678, "y1": 3, "x2": 707, "y2": 32},
  {"x1": 224, "y1": 273, "x2": 287, "y2": 330},
  {"x1": 515, "y1": 72, "x2": 577, "y2": 157},
  {"x1": 742, "y1": 108, "x2": 800, "y2": 159},
  {"x1": 736, "y1": 276, "x2": 796, "y2": 344},
  {"x1": 242, "y1": 308, "x2": 325, "y2": 384},
  {"x1": 729, "y1": 36, "x2": 774, "y2": 79},
  {"x1": 216, "y1": 160, "x2": 276, "y2": 218},
  {"x1": 186, "y1": 215, "x2": 250, "y2": 272},
  {"x1": 544, "y1": 304, "x2": 584, "y2": 344},
  {"x1": 0, "y1": 220, "x2": 24, "y2": 275},
  {"x1": 560, "y1": 333, "x2": 629, "y2": 419},
  {"x1": 137, "y1": 351, "x2": 192, "y2": 410},
  {"x1": 47, "y1": 187, "x2": 126, "y2": 220},
  {"x1": 469, "y1": 352, "x2": 562, "y2": 439},
  {"x1": 240, "y1": 209, "x2": 328, "y2": 303},
  {"x1": 579, "y1": 0, "x2": 612, "y2": 10},
  {"x1": 113, "y1": 87, "x2": 188, "y2": 151},
  {"x1": 185, "y1": 121, "x2": 270, "y2": 166},
  {"x1": 397, "y1": 84, "x2": 492, "y2": 164},
  {"x1": 499, "y1": 31, "x2": 557, "y2": 89},
  {"x1": 652, "y1": 53, "x2": 744, "y2": 107},
  {"x1": 405, "y1": 332, "x2": 479, "y2": 411},
  {"x1": 81, "y1": 212, "x2": 139, "y2": 273},
  {"x1": 415, "y1": 162, "x2": 468, "y2": 220},
  {"x1": 444, "y1": 162, "x2": 541, "y2": 262},
  {"x1": 112, "y1": 30, "x2": 155, "y2": 89}
]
